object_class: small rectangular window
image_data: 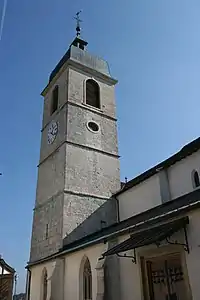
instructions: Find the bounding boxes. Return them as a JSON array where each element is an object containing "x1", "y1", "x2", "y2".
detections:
[
  {"x1": 51, "y1": 86, "x2": 59, "y2": 115},
  {"x1": 45, "y1": 224, "x2": 49, "y2": 239}
]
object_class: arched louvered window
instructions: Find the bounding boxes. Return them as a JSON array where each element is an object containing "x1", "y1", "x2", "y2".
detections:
[
  {"x1": 42, "y1": 268, "x2": 48, "y2": 300},
  {"x1": 51, "y1": 85, "x2": 59, "y2": 115},
  {"x1": 86, "y1": 79, "x2": 100, "y2": 109},
  {"x1": 83, "y1": 258, "x2": 92, "y2": 300},
  {"x1": 192, "y1": 170, "x2": 200, "y2": 188}
]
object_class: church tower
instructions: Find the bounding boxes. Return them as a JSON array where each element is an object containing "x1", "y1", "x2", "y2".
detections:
[{"x1": 30, "y1": 21, "x2": 120, "y2": 262}]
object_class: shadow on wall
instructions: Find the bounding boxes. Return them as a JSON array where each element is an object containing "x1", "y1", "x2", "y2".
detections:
[
  {"x1": 104, "y1": 240, "x2": 121, "y2": 300},
  {"x1": 50, "y1": 259, "x2": 64, "y2": 300},
  {"x1": 48, "y1": 243, "x2": 121, "y2": 300},
  {"x1": 63, "y1": 197, "x2": 119, "y2": 246}
]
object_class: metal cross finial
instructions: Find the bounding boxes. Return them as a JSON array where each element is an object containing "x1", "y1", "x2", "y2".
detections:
[{"x1": 74, "y1": 11, "x2": 82, "y2": 37}]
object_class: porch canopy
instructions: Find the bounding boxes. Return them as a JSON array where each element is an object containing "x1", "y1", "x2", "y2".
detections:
[{"x1": 102, "y1": 217, "x2": 189, "y2": 258}]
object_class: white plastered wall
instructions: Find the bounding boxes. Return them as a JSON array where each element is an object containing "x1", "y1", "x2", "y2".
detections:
[
  {"x1": 29, "y1": 242, "x2": 106, "y2": 300},
  {"x1": 118, "y1": 234, "x2": 142, "y2": 300},
  {"x1": 29, "y1": 260, "x2": 57, "y2": 300},
  {"x1": 118, "y1": 174, "x2": 161, "y2": 221},
  {"x1": 185, "y1": 209, "x2": 200, "y2": 300},
  {"x1": 168, "y1": 150, "x2": 200, "y2": 200},
  {"x1": 118, "y1": 149, "x2": 200, "y2": 223},
  {"x1": 64, "y1": 243, "x2": 107, "y2": 300}
]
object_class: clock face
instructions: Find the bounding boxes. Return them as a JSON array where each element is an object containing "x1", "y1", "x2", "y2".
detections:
[{"x1": 47, "y1": 121, "x2": 58, "y2": 144}]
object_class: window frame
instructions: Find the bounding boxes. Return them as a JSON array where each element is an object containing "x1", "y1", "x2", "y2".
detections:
[
  {"x1": 83, "y1": 258, "x2": 92, "y2": 300},
  {"x1": 84, "y1": 78, "x2": 101, "y2": 110},
  {"x1": 50, "y1": 85, "x2": 59, "y2": 115},
  {"x1": 45, "y1": 224, "x2": 49, "y2": 240},
  {"x1": 191, "y1": 169, "x2": 200, "y2": 189},
  {"x1": 79, "y1": 256, "x2": 92, "y2": 300}
]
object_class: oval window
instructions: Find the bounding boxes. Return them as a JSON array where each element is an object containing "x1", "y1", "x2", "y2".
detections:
[{"x1": 87, "y1": 121, "x2": 99, "y2": 133}]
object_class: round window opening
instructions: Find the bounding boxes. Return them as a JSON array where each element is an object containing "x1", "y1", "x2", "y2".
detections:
[{"x1": 87, "y1": 121, "x2": 99, "y2": 133}]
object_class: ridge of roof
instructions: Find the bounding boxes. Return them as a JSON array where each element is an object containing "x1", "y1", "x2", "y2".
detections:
[{"x1": 115, "y1": 136, "x2": 200, "y2": 196}]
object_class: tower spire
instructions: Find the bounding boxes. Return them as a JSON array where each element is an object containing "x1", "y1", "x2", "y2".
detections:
[{"x1": 74, "y1": 11, "x2": 82, "y2": 37}]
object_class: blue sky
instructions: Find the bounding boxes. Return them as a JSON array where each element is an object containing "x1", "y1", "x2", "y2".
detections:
[{"x1": 1, "y1": 0, "x2": 200, "y2": 293}]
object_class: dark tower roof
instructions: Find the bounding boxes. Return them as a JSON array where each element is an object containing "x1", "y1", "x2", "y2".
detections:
[
  {"x1": 48, "y1": 37, "x2": 112, "y2": 84},
  {"x1": 42, "y1": 12, "x2": 116, "y2": 95}
]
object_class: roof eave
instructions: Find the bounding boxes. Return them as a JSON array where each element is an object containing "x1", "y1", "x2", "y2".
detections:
[
  {"x1": 41, "y1": 59, "x2": 118, "y2": 97},
  {"x1": 115, "y1": 137, "x2": 200, "y2": 196},
  {"x1": 27, "y1": 190, "x2": 200, "y2": 268},
  {"x1": 0, "y1": 259, "x2": 15, "y2": 273}
]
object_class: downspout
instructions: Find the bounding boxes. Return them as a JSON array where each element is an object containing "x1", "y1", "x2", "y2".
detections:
[
  {"x1": 113, "y1": 180, "x2": 128, "y2": 224},
  {"x1": 25, "y1": 267, "x2": 31, "y2": 300},
  {"x1": 114, "y1": 196, "x2": 120, "y2": 223},
  {"x1": 105, "y1": 195, "x2": 122, "y2": 300}
]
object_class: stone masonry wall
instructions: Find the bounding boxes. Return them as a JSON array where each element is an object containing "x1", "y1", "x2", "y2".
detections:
[
  {"x1": 63, "y1": 197, "x2": 118, "y2": 245},
  {"x1": 30, "y1": 193, "x2": 64, "y2": 262},
  {"x1": 36, "y1": 144, "x2": 65, "y2": 206},
  {"x1": 67, "y1": 103, "x2": 118, "y2": 155},
  {"x1": 68, "y1": 68, "x2": 117, "y2": 119},
  {"x1": 63, "y1": 193, "x2": 105, "y2": 238},
  {"x1": 64, "y1": 143, "x2": 120, "y2": 198},
  {"x1": 42, "y1": 68, "x2": 68, "y2": 128},
  {"x1": 30, "y1": 60, "x2": 120, "y2": 262}
]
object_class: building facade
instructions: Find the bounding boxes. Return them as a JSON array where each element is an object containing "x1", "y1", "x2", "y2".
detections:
[
  {"x1": 0, "y1": 257, "x2": 15, "y2": 300},
  {"x1": 27, "y1": 30, "x2": 200, "y2": 300},
  {"x1": 30, "y1": 34, "x2": 120, "y2": 263}
]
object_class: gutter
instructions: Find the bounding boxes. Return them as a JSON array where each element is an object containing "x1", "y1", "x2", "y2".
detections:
[
  {"x1": 59, "y1": 199, "x2": 200, "y2": 253},
  {"x1": 27, "y1": 199, "x2": 200, "y2": 267},
  {"x1": 113, "y1": 195, "x2": 120, "y2": 223}
]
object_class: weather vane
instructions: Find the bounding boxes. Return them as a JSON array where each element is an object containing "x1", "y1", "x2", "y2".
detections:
[{"x1": 74, "y1": 11, "x2": 82, "y2": 37}]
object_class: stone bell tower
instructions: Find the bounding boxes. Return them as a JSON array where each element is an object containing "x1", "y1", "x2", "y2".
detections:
[{"x1": 29, "y1": 20, "x2": 120, "y2": 262}]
